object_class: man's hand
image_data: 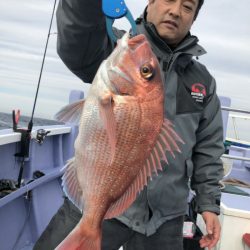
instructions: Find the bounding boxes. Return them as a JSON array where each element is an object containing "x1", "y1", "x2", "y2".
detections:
[{"x1": 199, "y1": 211, "x2": 221, "y2": 250}]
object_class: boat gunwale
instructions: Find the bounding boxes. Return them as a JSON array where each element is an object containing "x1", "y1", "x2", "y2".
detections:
[{"x1": 0, "y1": 125, "x2": 71, "y2": 146}]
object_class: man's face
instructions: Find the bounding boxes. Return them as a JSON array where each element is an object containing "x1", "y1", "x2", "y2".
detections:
[{"x1": 147, "y1": 0, "x2": 199, "y2": 46}]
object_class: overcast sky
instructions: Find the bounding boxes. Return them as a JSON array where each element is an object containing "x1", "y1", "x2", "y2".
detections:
[{"x1": 0, "y1": 0, "x2": 250, "y2": 119}]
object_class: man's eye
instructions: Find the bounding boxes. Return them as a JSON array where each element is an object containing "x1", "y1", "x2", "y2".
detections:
[{"x1": 183, "y1": 4, "x2": 193, "y2": 11}]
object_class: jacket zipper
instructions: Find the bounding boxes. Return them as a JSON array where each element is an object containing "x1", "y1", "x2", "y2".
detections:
[
  {"x1": 167, "y1": 55, "x2": 174, "y2": 71},
  {"x1": 162, "y1": 54, "x2": 174, "y2": 72}
]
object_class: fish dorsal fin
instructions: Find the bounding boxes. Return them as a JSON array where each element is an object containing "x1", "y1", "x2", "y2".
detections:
[
  {"x1": 104, "y1": 118, "x2": 184, "y2": 219},
  {"x1": 61, "y1": 158, "x2": 83, "y2": 211},
  {"x1": 54, "y1": 99, "x2": 85, "y2": 125},
  {"x1": 98, "y1": 93, "x2": 116, "y2": 162}
]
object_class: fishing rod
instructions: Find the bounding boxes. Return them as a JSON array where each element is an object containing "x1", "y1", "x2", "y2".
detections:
[{"x1": 13, "y1": 0, "x2": 57, "y2": 188}]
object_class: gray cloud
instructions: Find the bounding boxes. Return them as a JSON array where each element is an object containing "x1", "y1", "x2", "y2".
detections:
[{"x1": 0, "y1": 0, "x2": 250, "y2": 120}]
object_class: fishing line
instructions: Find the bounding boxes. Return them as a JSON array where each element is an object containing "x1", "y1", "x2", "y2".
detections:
[
  {"x1": 28, "y1": 0, "x2": 57, "y2": 131},
  {"x1": 14, "y1": 0, "x2": 58, "y2": 188}
]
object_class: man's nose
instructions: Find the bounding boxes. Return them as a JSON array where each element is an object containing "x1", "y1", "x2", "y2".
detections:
[{"x1": 169, "y1": 2, "x2": 181, "y2": 18}]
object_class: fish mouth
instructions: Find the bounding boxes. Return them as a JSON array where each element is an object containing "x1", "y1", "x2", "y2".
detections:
[
  {"x1": 127, "y1": 34, "x2": 148, "y2": 50},
  {"x1": 118, "y1": 33, "x2": 148, "y2": 51}
]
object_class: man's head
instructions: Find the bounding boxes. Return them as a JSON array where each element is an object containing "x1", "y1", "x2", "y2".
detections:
[{"x1": 146, "y1": 0, "x2": 204, "y2": 47}]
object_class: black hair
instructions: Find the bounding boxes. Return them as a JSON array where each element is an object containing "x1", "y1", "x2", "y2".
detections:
[{"x1": 194, "y1": 0, "x2": 204, "y2": 20}]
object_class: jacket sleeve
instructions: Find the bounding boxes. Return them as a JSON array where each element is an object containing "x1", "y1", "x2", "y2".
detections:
[
  {"x1": 191, "y1": 77, "x2": 224, "y2": 215},
  {"x1": 56, "y1": 0, "x2": 113, "y2": 83}
]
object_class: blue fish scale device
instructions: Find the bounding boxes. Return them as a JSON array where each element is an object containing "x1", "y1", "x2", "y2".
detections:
[
  {"x1": 102, "y1": 0, "x2": 127, "y2": 18},
  {"x1": 102, "y1": 0, "x2": 137, "y2": 42}
]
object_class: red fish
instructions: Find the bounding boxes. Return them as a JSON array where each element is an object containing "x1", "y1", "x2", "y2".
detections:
[{"x1": 55, "y1": 33, "x2": 183, "y2": 250}]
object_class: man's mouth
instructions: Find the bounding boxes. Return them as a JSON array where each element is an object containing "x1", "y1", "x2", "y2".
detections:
[{"x1": 162, "y1": 20, "x2": 178, "y2": 29}]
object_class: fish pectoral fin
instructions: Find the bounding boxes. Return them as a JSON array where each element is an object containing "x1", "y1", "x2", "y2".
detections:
[
  {"x1": 54, "y1": 99, "x2": 85, "y2": 125},
  {"x1": 61, "y1": 158, "x2": 83, "y2": 211},
  {"x1": 98, "y1": 93, "x2": 116, "y2": 162}
]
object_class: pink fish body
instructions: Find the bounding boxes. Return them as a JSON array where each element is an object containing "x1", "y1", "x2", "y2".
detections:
[{"x1": 55, "y1": 33, "x2": 183, "y2": 250}]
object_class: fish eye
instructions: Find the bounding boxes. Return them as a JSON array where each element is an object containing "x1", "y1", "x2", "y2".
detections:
[{"x1": 140, "y1": 64, "x2": 154, "y2": 80}]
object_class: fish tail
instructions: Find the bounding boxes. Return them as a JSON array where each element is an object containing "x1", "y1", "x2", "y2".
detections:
[{"x1": 55, "y1": 221, "x2": 101, "y2": 250}]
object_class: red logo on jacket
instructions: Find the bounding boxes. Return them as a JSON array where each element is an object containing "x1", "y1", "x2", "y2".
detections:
[
  {"x1": 191, "y1": 83, "x2": 206, "y2": 103},
  {"x1": 191, "y1": 83, "x2": 206, "y2": 96}
]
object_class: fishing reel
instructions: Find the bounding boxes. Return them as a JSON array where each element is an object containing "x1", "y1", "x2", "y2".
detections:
[
  {"x1": 35, "y1": 129, "x2": 50, "y2": 145},
  {"x1": 12, "y1": 110, "x2": 50, "y2": 188}
]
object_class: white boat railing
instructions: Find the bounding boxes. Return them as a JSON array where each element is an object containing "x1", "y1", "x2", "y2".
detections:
[
  {"x1": 222, "y1": 154, "x2": 250, "y2": 162},
  {"x1": 221, "y1": 106, "x2": 250, "y2": 115},
  {"x1": 221, "y1": 106, "x2": 250, "y2": 163},
  {"x1": 221, "y1": 106, "x2": 250, "y2": 141}
]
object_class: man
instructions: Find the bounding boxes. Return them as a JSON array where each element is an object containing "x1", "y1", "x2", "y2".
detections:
[{"x1": 34, "y1": 0, "x2": 224, "y2": 249}]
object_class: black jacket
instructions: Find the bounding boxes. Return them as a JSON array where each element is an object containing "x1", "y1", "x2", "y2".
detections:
[{"x1": 56, "y1": 0, "x2": 224, "y2": 236}]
